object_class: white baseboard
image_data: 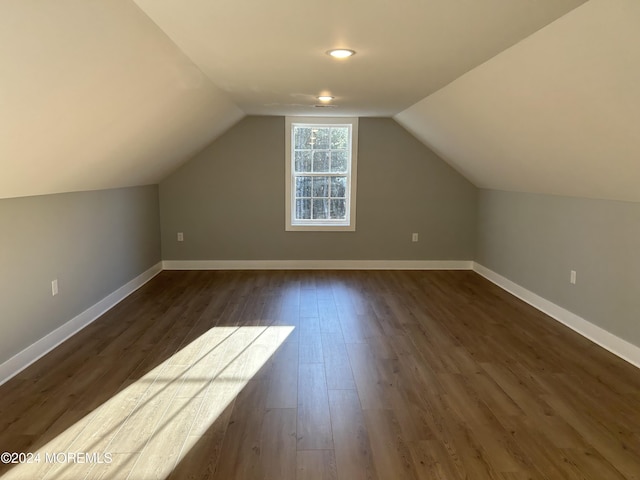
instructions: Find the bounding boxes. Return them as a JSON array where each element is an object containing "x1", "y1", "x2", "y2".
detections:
[
  {"x1": 0, "y1": 262, "x2": 163, "y2": 387},
  {"x1": 162, "y1": 259, "x2": 474, "y2": 270},
  {"x1": 473, "y1": 262, "x2": 640, "y2": 369}
]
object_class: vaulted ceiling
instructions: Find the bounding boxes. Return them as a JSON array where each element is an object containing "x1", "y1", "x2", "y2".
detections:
[
  {"x1": 0, "y1": 0, "x2": 243, "y2": 199},
  {"x1": 396, "y1": 0, "x2": 640, "y2": 202},
  {"x1": 3, "y1": 0, "x2": 638, "y2": 202}
]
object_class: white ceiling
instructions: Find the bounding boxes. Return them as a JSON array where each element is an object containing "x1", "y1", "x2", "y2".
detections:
[
  {"x1": 0, "y1": 0, "x2": 242, "y2": 199},
  {"x1": 132, "y1": 0, "x2": 585, "y2": 117},
  {"x1": 395, "y1": 0, "x2": 640, "y2": 202},
  {"x1": 3, "y1": 0, "x2": 637, "y2": 204}
]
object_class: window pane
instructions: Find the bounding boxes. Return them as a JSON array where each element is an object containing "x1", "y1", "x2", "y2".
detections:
[
  {"x1": 331, "y1": 128, "x2": 348, "y2": 149},
  {"x1": 295, "y1": 151, "x2": 312, "y2": 172},
  {"x1": 296, "y1": 176, "x2": 312, "y2": 197},
  {"x1": 287, "y1": 119, "x2": 356, "y2": 230},
  {"x1": 330, "y1": 176, "x2": 347, "y2": 198},
  {"x1": 312, "y1": 128, "x2": 330, "y2": 149},
  {"x1": 312, "y1": 151, "x2": 329, "y2": 172},
  {"x1": 313, "y1": 199, "x2": 329, "y2": 219},
  {"x1": 330, "y1": 151, "x2": 348, "y2": 173},
  {"x1": 312, "y1": 176, "x2": 329, "y2": 197},
  {"x1": 330, "y1": 199, "x2": 346, "y2": 219},
  {"x1": 295, "y1": 127, "x2": 313, "y2": 149},
  {"x1": 296, "y1": 199, "x2": 311, "y2": 220}
]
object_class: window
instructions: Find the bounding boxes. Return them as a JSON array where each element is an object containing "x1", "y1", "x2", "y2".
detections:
[{"x1": 285, "y1": 117, "x2": 358, "y2": 231}]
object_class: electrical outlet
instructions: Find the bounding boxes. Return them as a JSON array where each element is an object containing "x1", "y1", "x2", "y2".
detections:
[
  {"x1": 570, "y1": 270, "x2": 577, "y2": 285},
  {"x1": 412, "y1": 233, "x2": 419, "y2": 242},
  {"x1": 51, "y1": 279, "x2": 59, "y2": 296},
  {"x1": 177, "y1": 232, "x2": 184, "y2": 242}
]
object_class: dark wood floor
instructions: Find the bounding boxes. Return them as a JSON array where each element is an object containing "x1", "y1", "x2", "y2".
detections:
[{"x1": 1, "y1": 270, "x2": 639, "y2": 479}]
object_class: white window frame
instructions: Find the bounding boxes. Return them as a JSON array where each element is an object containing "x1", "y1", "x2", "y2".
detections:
[{"x1": 285, "y1": 116, "x2": 358, "y2": 231}]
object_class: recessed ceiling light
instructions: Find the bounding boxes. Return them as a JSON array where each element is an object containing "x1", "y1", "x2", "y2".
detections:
[
  {"x1": 317, "y1": 95, "x2": 334, "y2": 102},
  {"x1": 327, "y1": 49, "x2": 356, "y2": 59}
]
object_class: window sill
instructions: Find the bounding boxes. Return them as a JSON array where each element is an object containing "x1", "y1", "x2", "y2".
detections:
[{"x1": 286, "y1": 224, "x2": 356, "y2": 232}]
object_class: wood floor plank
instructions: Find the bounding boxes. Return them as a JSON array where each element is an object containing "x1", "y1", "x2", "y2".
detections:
[
  {"x1": 213, "y1": 379, "x2": 268, "y2": 480},
  {"x1": 407, "y1": 439, "x2": 467, "y2": 480},
  {"x1": 541, "y1": 393, "x2": 640, "y2": 479},
  {"x1": 328, "y1": 389, "x2": 378, "y2": 480},
  {"x1": 297, "y1": 450, "x2": 338, "y2": 480},
  {"x1": 297, "y1": 363, "x2": 333, "y2": 450},
  {"x1": 260, "y1": 408, "x2": 297, "y2": 480},
  {"x1": 346, "y1": 342, "x2": 392, "y2": 410},
  {"x1": 299, "y1": 332, "x2": 324, "y2": 365},
  {"x1": 363, "y1": 408, "x2": 418, "y2": 480},
  {"x1": 317, "y1": 298, "x2": 342, "y2": 334},
  {"x1": 266, "y1": 341, "x2": 299, "y2": 408},
  {"x1": 168, "y1": 401, "x2": 234, "y2": 480},
  {"x1": 125, "y1": 395, "x2": 203, "y2": 479},
  {"x1": 321, "y1": 333, "x2": 357, "y2": 390}
]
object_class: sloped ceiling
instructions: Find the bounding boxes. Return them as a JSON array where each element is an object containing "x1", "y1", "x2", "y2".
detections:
[
  {"x1": 5, "y1": 0, "x2": 635, "y2": 203},
  {"x1": 0, "y1": 0, "x2": 243, "y2": 200},
  {"x1": 396, "y1": 0, "x2": 640, "y2": 202},
  {"x1": 133, "y1": 0, "x2": 585, "y2": 117}
]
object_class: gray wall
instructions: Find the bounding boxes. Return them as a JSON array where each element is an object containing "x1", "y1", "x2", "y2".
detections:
[
  {"x1": 477, "y1": 189, "x2": 640, "y2": 347},
  {"x1": 160, "y1": 116, "x2": 477, "y2": 260},
  {"x1": 0, "y1": 186, "x2": 161, "y2": 365}
]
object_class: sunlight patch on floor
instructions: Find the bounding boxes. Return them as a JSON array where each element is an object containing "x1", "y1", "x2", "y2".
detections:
[{"x1": 3, "y1": 325, "x2": 294, "y2": 480}]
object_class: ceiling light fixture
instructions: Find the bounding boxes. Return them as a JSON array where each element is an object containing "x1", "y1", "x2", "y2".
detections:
[
  {"x1": 317, "y1": 95, "x2": 334, "y2": 102},
  {"x1": 327, "y1": 49, "x2": 356, "y2": 59}
]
